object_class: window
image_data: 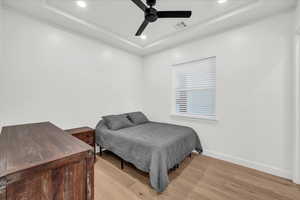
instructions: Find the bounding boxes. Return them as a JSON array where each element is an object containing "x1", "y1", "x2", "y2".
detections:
[{"x1": 172, "y1": 57, "x2": 216, "y2": 120}]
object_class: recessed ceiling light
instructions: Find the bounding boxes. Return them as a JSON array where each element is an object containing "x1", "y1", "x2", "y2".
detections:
[
  {"x1": 140, "y1": 35, "x2": 147, "y2": 40},
  {"x1": 218, "y1": 0, "x2": 228, "y2": 4},
  {"x1": 76, "y1": 1, "x2": 87, "y2": 8}
]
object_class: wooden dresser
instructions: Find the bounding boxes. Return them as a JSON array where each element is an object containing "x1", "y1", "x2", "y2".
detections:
[
  {"x1": 0, "y1": 122, "x2": 94, "y2": 200},
  {"x1": 65, "y1": 127, "x2": 96, "y2": 160}
]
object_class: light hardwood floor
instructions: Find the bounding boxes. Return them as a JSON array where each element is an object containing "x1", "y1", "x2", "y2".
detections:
[{"x1": 94, "y1": 152, "x2": 300, "y2": 200}]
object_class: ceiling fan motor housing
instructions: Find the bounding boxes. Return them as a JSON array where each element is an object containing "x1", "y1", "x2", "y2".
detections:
[
  {"x1": 146, "y1": 0, "x2": 156, "y2": 7},
  {"x1": 130, "y1": 0, "x2": 192, "y2": 36},
  {"x1": 145, "y1": 8, "x2": 158, "y2": 22}
]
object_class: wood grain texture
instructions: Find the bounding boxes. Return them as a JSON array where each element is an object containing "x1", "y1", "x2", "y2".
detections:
[
  {"x1": 0, "y1": 179, "x2": 6, "y2": 200},
  {"x1": 0, "y1": 122, "x2": 94, "y2": 200},
  {"x1": 65, "y1": 127, "x2": 96, "y2": 161},
  {"x1": 87, "y1": 152, "x2": 95, "y2": 200},
  {"x1": 65, "y1": 127, "x2": 94, "y2": 135},
  {"x1": 6, "y1": 160, "x2": 87, "y2": 200},
  {"x1": 65, "y1": 128, "x2": 95, "y2": 146},
  {"x1": 94, "y1": 151, "x2": 300, "y2": 200},
  {"x1": 0, "y1": 122, "x2": 92, "y2": 177}
]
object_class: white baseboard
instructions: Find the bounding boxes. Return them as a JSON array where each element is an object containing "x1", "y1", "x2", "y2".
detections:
[
  {"x1": 96, "y1": 146, "x2": 293, "y2": 181},
  {"x1": 293, "y1": 174, "x2": 300, "y2": 184},
  {"x1": 202, "y1": 150, "x2": 292, "y2": 180}
]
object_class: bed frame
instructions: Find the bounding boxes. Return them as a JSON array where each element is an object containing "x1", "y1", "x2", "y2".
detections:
[{"x1": 97, "y1": 144, "x2": 192, "y2": 170}]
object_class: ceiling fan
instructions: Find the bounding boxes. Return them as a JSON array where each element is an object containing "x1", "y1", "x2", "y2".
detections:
[{"x1": 130, "y1": 0, "x2": 192, "y2": 36}]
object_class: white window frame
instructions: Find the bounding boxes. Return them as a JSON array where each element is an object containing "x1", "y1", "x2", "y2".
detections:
[{"x1": 171, "y1": 56, "x2": 217, "y2": 121}]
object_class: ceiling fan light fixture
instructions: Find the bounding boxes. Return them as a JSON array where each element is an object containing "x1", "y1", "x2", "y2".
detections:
[
  {"x1": 218, "y1": 0, "x2": 228, "y2": 4},
  {"x1": 76, "y1": 1, "x2": 87, "y2": 8},
  {"x1": 140, "y1": 35, "x2": 147, "y2": 40}
]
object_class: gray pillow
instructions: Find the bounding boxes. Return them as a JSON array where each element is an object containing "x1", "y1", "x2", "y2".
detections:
[
  {"x1": 103, "y1": 114, "x2": 133, "y2": 130},
  {"x1": 128, "y1": 112, "x2": 149, "y2": 125}
]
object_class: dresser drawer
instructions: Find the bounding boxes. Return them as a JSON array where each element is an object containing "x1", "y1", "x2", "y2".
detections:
[
  {"x1": 74, "y1": 132, "x2": 93, "y2": 145},
  {"x1": 65, "y1": 127, "x2": 96, "y2": 161},
  {"x1": 65, "y1": 128, "x2": 95, "y2": 147}
]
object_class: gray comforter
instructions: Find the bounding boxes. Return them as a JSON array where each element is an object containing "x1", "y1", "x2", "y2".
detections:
[{"x1": 95, "y1": 121, "x2": 202, "y2": 192}]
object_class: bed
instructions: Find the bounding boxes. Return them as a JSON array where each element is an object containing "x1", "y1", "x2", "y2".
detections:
[{"x1": 95, "y1": 113, "x2": 202, "y2": 192}]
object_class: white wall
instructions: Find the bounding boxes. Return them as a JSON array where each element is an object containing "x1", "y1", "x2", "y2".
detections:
[
  {"x1": 297, "y1": 0, "x2": 300, "y2": 32},
  {"x1": 0, "y1": 0, "x2": 3, "y2": 75},
  {"x1": 295, "y1": 35, "x2": 300, "y2": 184},
  {"x1": 294, "y1": 1, "x2": 300, "y2": 183},
  {"x1": 143, "y1": 12, "x2": 294, "y2": 179},
  {"x1": 0, "y1": 8, "x2": 144, "y2": 129},
  {"x1": 0, "y1": 4, "x2": 296, "y2": 181}
]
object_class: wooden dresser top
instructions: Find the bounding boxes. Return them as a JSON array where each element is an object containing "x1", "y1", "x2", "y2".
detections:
[
  {"x1": 65, "y1": 127, "x2": 94, "y2": 135},
  {"x1": 0, "y1": 122, "x2": 92, "y2": 178}
]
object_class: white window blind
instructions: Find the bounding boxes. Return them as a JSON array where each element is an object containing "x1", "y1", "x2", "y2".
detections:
[{"x1": 172, "y1": 57, "x2": 216, "y2": 120}]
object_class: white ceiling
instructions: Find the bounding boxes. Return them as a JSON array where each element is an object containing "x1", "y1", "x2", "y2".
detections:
[
  {"x1": 47, "y1": 0, "x2": 255, "y2": 46},
  {"x1": 3, "y1": 0, "x2": 297, "y2": 55}
]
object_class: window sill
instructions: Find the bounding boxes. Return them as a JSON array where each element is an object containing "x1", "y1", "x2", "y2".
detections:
[{"x1": 170, "y1": 113, "x2": 218, "y2": 121}]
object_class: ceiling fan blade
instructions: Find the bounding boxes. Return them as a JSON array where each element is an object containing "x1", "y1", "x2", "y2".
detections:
[
  {"x1": 130, "y1": 0, "x2": 147, "y2": 12},
  {"x1": 157, "y1": 11, "x2": 192, "y2": 18},
  {"x1": 135, "y1": 20, "x2": 149, "y2": 36}
]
